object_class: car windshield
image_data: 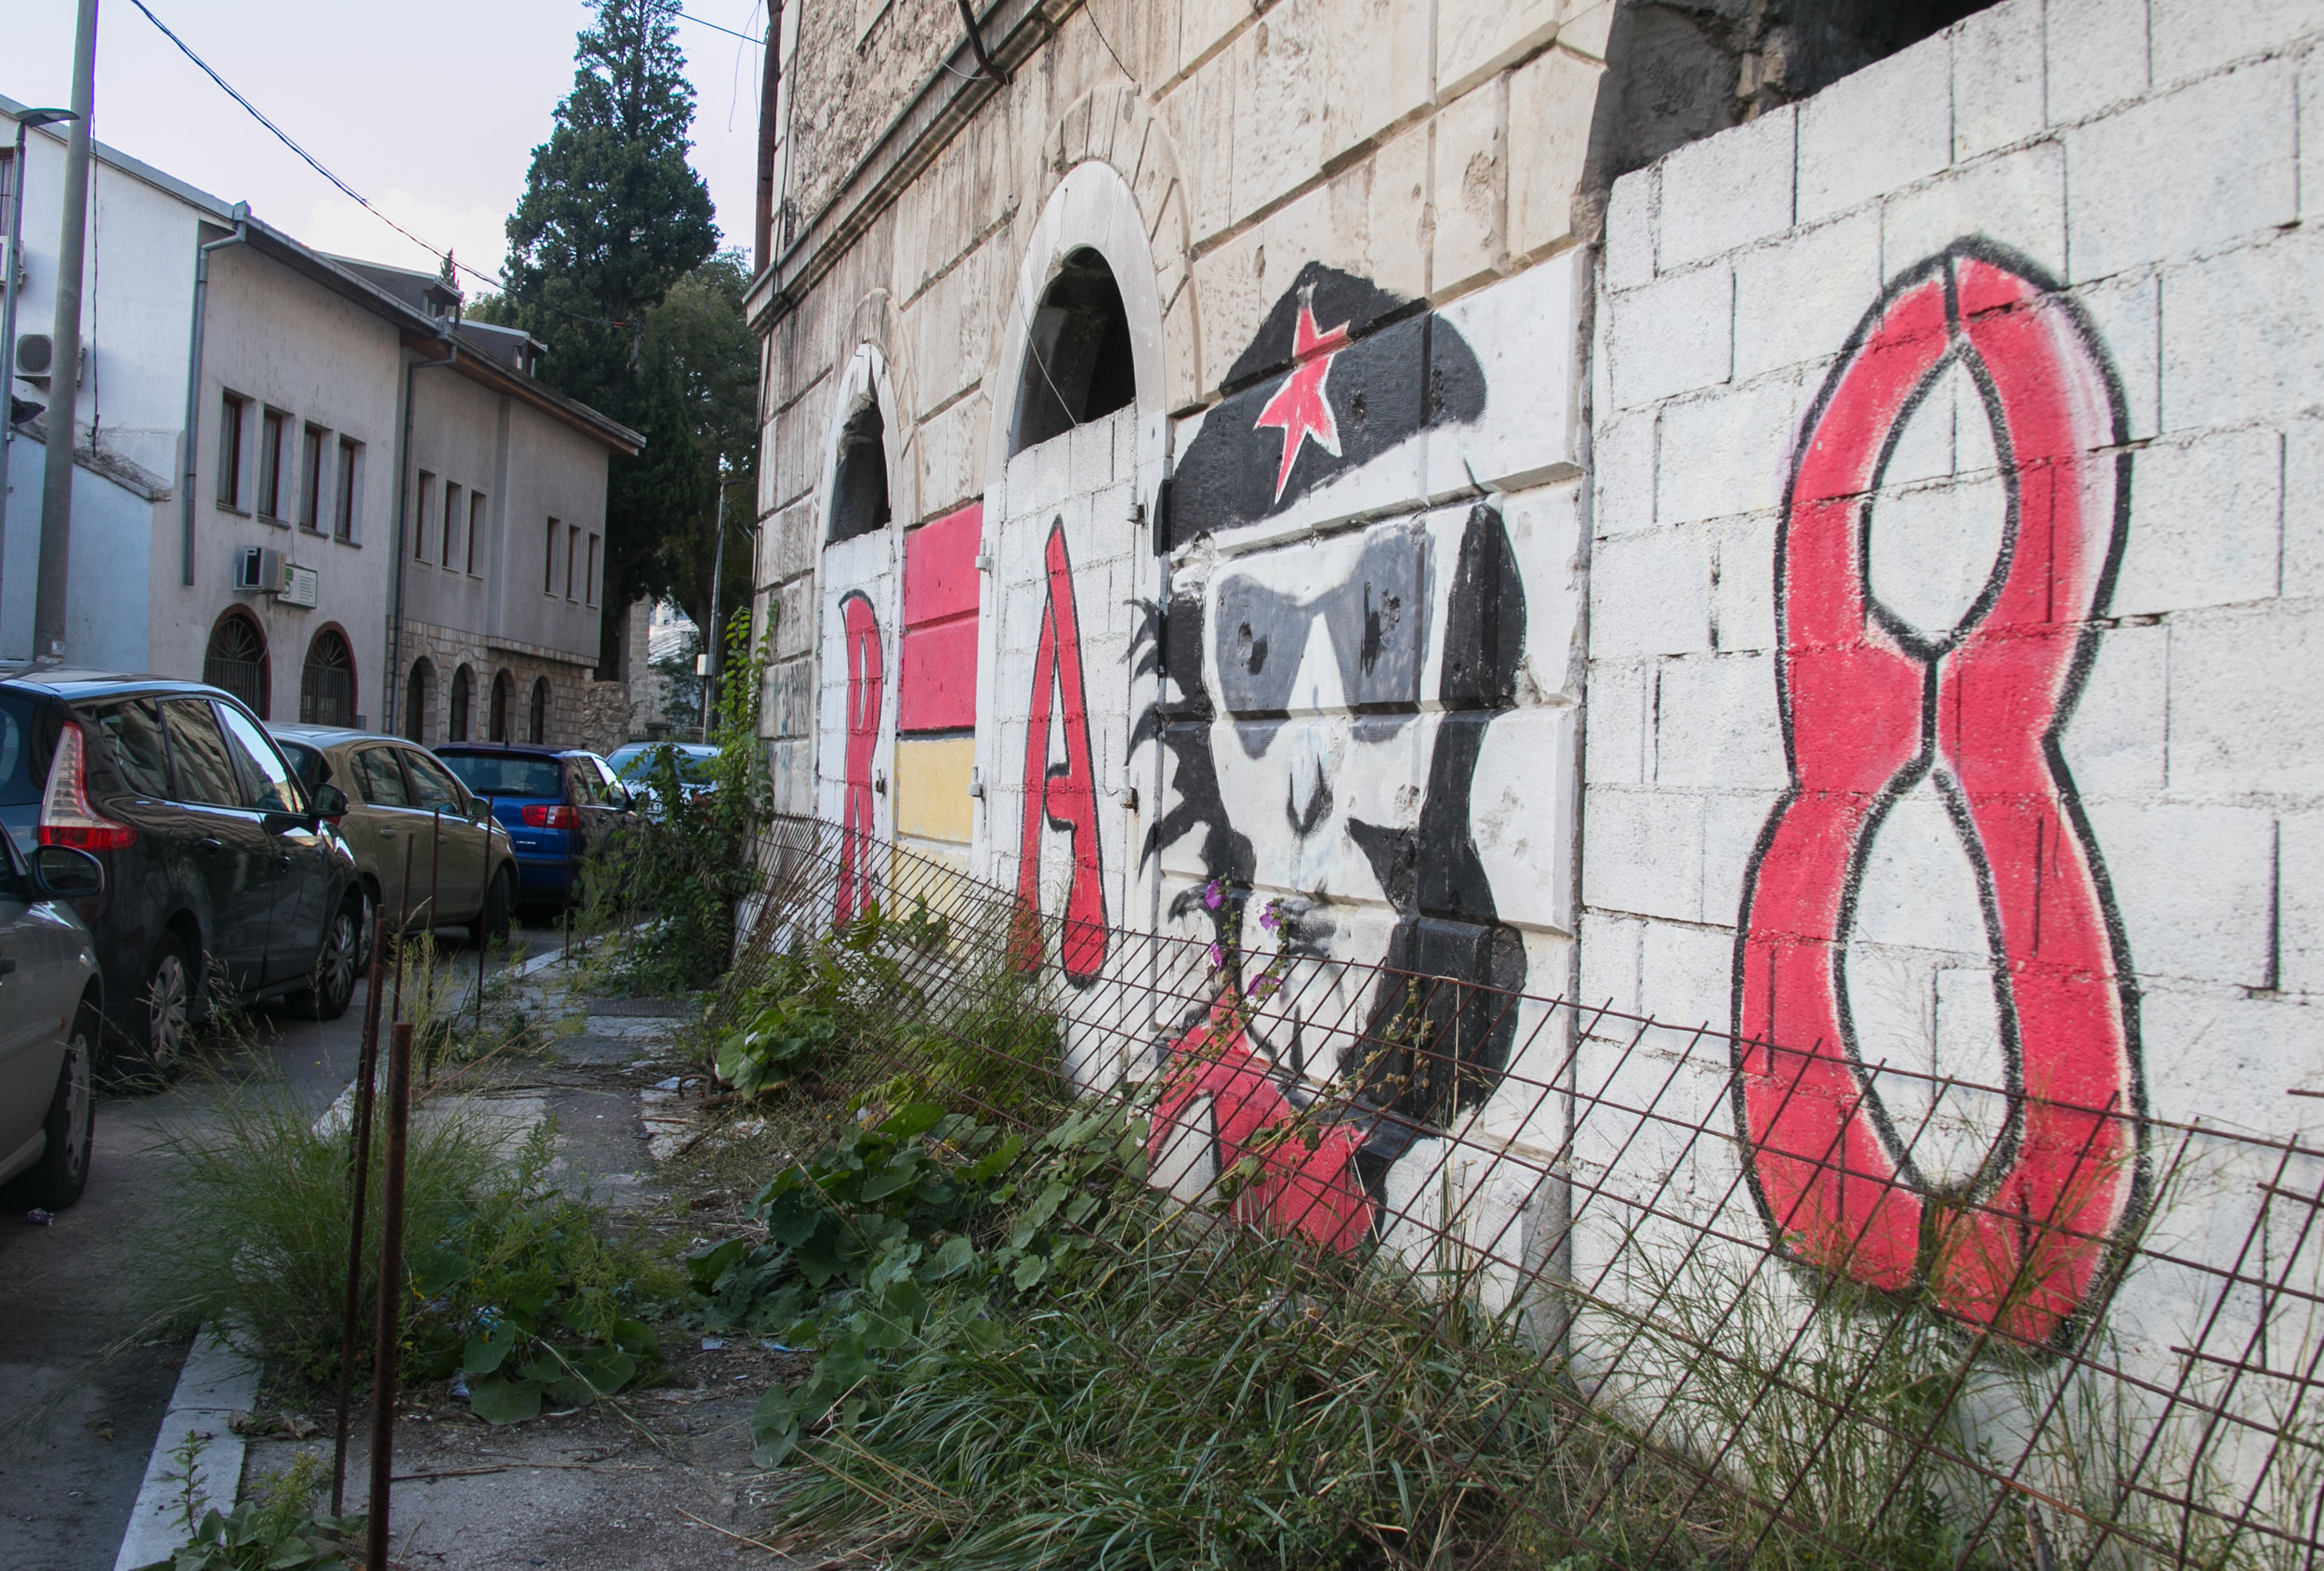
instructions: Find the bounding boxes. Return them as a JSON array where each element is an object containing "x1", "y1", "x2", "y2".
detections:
[
  {"x1": 437, "y1": 752, "x2": 564, "y2": 799},
  {"x1": 609, "y1": 745, "x2": 712, "y2": 785}
]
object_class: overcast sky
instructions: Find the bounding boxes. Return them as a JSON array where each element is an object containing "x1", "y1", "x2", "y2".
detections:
[{"x1": 8, "y1": 0, "x2": 770, "y2": 284}]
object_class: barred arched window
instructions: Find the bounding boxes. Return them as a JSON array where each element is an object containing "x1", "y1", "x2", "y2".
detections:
[
  {"x1": 489, "y1": 669, "x2": 513, "y2": 741},
  {"x1": 299, "y1": 627, "x2": 355, "y2": 727},
  {"x1": 404, "y1": 658, "x2": 435, "y2": 743},
  {"x1": 204, "y1": 609, "x2": 271, "y2": 718},
  {"x1": 448, "y1": 664, "x2": 473, "y2": 742},
  {"x1": 527, "y1": 676, "x2": 549, "y2": 744}
]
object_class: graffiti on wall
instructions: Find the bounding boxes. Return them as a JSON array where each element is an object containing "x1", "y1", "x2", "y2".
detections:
[
  {"x1": 835, "y1": 591, "x2": 883, "y2": 922},
  {"x1": 1136, "y1": 265, "x2": 1529, "y2": 1252},
  {"x1": 1015, "y1": 519, "x2": 1107, "y2": 983},
  {"x1": 1731, "y1": 240, "x2": 2145, "y2": 1343}
]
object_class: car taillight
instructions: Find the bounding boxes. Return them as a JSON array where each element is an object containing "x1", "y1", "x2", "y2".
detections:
[
  {"x1": 39, "y1": 723, "x2": 138, "y2": 852},
  {"x1": 522, "y1": 804, "x2": 577, "y2": 829}
]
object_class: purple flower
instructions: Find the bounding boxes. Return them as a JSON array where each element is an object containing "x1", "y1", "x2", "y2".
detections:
[
  {"x1": 1203, "y1": 879, "x2": 1223, "y2": 911},
  {"x1": 1250, "y1": 974, "x2": 1281, "y2": 1002},
  {"x1": 1259, "y1": 901, "x2": 1282, "y2": 933},
  {"x1": 1208, "y1": 942, "x2": 1226, "y2": 969}
]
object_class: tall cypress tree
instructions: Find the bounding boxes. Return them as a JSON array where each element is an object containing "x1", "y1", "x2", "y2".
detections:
[{"x1": 484, "y1": 0, "x2": 719, "y2": 677}]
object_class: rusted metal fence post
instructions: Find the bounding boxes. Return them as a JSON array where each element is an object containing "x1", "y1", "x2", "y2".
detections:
[
  {"x1": 364, "y1": 1020, "x2": 415, "y2": 1571},
  {"x1": 329, "y1": 909, "x2": 390, "y2": 1517}
]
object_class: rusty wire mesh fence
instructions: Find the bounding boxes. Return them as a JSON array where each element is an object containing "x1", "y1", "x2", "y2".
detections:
[{"x1": 700, "y1": 814, "x2": 2324, "y2": 1570}]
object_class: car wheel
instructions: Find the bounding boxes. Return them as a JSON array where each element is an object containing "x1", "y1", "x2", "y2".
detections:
[
  {"x1": 470, "y1": 865, "x2": 513, "y2": 948},
  {"x1": 297, "y1": 895, "x2": 364, "y2": 1022},
  {"x1": 136, "y1": 934, "x2": 195, "y2": 1074},
  {"x1": 3, "y1": 1002, "x2": 97, "y2": 1211}
]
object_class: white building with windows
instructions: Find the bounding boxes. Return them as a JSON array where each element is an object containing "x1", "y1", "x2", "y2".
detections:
[{"x1": 0, "y1": 95, "x2": 638, "y2": 742}]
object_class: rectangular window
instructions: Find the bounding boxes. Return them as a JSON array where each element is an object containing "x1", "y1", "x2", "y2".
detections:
[
  {"x1": 335, "y1": 437, "x2": 362, "y2": 543},
  {"x1": 544, "y1": 517, "x2": 560, "y2": 593},
  {"x1": 256, "y1": 408, "x2": 289, "y2": 520},
  {"x1": 217, "y1": 391, "x2": 247, "y2": 508},
  {"x1": 565, "y1": 523, "x2": 580, "y2": 601},
  {"x1": 298, "y1": 424, "x2": 326, "y2": 532},
  {"x1": 585, "y1": 533, "x2": 600, "y2": 607},
  {"x1": 414, "y1": 471, "x2": 434, "y2": 561},
  {"x1": 467, "y1": 492, "x2": 486, "y2": 577},
  {"x1": 442, "y1": 482, "x2": 463, "y2": 569}
]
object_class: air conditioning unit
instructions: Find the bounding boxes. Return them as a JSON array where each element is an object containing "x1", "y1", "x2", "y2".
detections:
[
  {"x1": 13, "y1": 333, "x2": 85, "y2": 390},
  {"x1": 233, "y1": 545, "x2": 284, "y2": 594}
]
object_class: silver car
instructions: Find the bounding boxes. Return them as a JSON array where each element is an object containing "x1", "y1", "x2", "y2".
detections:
[{"x1": 0, "y1": 838, "x2": 103, "y2": 1211}]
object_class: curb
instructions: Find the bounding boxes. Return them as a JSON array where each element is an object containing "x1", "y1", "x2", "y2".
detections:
[{"x1": 112, "y1": 1326, "x2": 261, "y2": 1571}]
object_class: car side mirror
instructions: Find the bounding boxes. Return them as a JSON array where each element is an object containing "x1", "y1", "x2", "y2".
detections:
[
  {"x1": 31, "y1": 844, "x2": 104, "y2": 901},
  {"x1": 310, "y1": 784, "x2": 350, "y2": 819}
]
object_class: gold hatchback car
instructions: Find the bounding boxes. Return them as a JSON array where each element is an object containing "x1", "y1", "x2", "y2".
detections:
[{"x1": 266, "y1": 724, "x2": 518, "y2": 945}]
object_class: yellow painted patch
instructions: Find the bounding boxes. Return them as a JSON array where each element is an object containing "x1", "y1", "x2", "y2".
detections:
[{"x1": 893, "y1": 735, "x2": 975, "y2": 845}]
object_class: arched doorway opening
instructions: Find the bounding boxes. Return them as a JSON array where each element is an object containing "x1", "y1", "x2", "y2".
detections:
[
  {"x1": 204, "y1": 609, "x2": 271, "y2": 717},
  {"x1": 489, "y1": 669, "x2": 513, "y2": 741},
  {"x1": 448, "y1": 665, "x2": 473, "y2": 742},
  {"x1": 1010, "y1": 247, "x2": 1136, "y2": 454},
  {"x1": 299, "y1": 627, "x2": 355, "y2": 727},
  {"x1": 527, "y1": 677, "x2": 549, "y2": 744},
  {"x1": 404, "y1": 659, "x2": 435, "y2": 743},
  {"x1": 827, "y1": 393, "x2": 891, "y2": 543}
]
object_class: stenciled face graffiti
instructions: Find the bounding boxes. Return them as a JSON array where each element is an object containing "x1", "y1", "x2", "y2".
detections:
[
  {"x1": 1129, "y1": 263, "x2": 1526, "y2": 1253},
  {"x1": 1731, "y1": 239, "x2": 2146, "y2": 1346}
]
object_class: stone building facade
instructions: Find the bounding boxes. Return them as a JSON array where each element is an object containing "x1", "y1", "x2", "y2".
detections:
[{"x1": 747, "y1": 0, "x2": 2324, "y2": 1468}]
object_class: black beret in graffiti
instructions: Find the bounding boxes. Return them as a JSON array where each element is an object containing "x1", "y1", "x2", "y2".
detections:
[{"x1": 1169, "y1": 263, "x2": 1486, "y2": 547}]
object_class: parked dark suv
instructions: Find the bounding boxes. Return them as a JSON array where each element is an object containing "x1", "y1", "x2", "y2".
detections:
[{"x1": 0, "y1": 671, "x2": 365, "y2": 1070}]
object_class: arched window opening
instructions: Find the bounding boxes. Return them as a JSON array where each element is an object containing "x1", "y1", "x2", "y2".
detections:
[
  {"x1": 489, "y1": 670, "x2": 514, "y2": 741},
  {"x1": 1010, "y1": 247, "x2": 1135, "y2": 454},
  {"x1": 204, "y1": 610, "x2": 271, "y2": 718},
  {"x1": 827, "y1": 393, "x2": 891, "y2": 543},
  {"x1": 448, "y1": 665, "x2": 473, "y2": 742},
  {"x1": 299, "y1": 627, "x2": 355, "y2": 727},
  {"x1": 404, "y1": 659, "x2": 435, "y2": 743},
  {"x1": 527, "y1": 677, "x2": 550, "y2": 744}
]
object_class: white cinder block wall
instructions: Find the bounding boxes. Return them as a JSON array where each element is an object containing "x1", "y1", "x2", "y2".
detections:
[{"x1": 1581, "y1": 0, "x2": 2324, "y2": 1351}]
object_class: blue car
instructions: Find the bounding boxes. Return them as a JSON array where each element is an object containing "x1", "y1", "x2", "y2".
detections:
[{"x1": 433, "y1": 745, "x2": 632, "y2": 908}]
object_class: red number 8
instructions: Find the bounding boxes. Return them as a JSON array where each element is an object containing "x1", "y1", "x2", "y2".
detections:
[{"x1": 1733, "y1": 243, "x2": 2144, "y2": 1345}]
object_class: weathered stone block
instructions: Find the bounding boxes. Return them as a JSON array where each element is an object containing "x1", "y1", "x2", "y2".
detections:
[
  {"x1": 1432, "y1": 76, "x2": 1509, "y2": 294},
  {"x1": 1508, "y1": 46, "x2": 1601, "y2": 259}
]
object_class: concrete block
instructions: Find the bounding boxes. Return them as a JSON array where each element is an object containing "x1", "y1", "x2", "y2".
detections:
[
  {"x1": 2084, "y1": 799, "x2": 2277, "y2": 986},
  {"x1": 2058, "y1": 620, "x2": 2169, "y2": 797},
  {"x1": 2168, "y1": 606, "x2": 2324, "y2": 796},
  {"x1": 1591, "y1": 530, "x2": 1710, "y2": 658},
  {"x1": 1951, "y1": 0, "x2": 2047, "y2": 161},
  {"x1": 1700, "y1": 788, "x2": 1780, "y2": 930},
  {"x1": 1433, "y1": 77, "x2": 1510, "y2": 294},
  {"x1": 2110, "y1": 427, "x2": 2285, "y2": 616},
  {"x1": 1508, "y1": 45, "x2": 1602, "y2": 258},
  {"x1": 1647, "y1": 653, "x2": 1786, "y2": 791},
  {"x1": 1579, "y1": 786, "x2": 1703, "y2": 924},
  {"x1": 1583, "y1": 659, "x2": 1648, "y2": 786},
  {"x1": 1319, "y1": 0, "x2": 1432, "y2": 163},
  {"x1": 1471, "y1": 705, "x2": 1579, "y2": 934},
  {"x1": 1437, "y1": 0, "x2": 1562, "y2": 101},
  {"x1": 1426, "y1": 253, "x2": 1584, "y2": 495},
  {"x1": 1229, "y1": 4, "x2": 1327, "y2": 231},
  {"x1": 2065, "y1": 60, "x2": 2298, "y2": 283},
  {"x1": 1591, "y1": 411, "x2": 1656, "y2": 539},
  {"x1": 2151, "y1": 0, "x2": 2321, "y2": 86},
  {"x1": 2070, "y1": 270, "x2": 2159, "y2": 441},
  {"x1": 1605, "y1": 262, "x2": 1732, "y2": 410},
  {"x1": 1655, "y1": 370, "x2": 1808, "y2": 528},
  {"x1": 2285, "y1": 419, "x2": 2323, "y2": 600},
  {"x1": 2046, "y1": 0, "x2": 2150, "y2": 125},
  {"x1": 1732, "y1": 208, "x2": 1883, "y2": 383},
  {"x1": 1709, "y1": 512, "x2": 1776, "y2": 653},
  {"x1": 1657, "y1": 105, "x2": 1796, "y2": 273},
  {"x1": 1578, "y1": 909, "x2": 1644, "y2": 1013},
  {"x1": 2160, "y1": 231, "x2": 2324, "y2": 433},
  {"x1": 1069, "y1": 414, "x2": 1117, "y2": 497},
  {"x1": 2308, "y1": 49, "x2": 2324, "y2": 235},
  {"x1": 2283, "y1": 811, "x2": 2324, "y2": 996},
  {"x1": 2141, "y1": 990, "x2": 2322, "y2": 1131},
  {"x1": 1640, "y1": 918, "x2": 1737, "y2": 1031},
  {"x1": 1798, "y1": 40, "x2": 1952, "y2": 224},
  {"x1": 1882, "y1": 139, "x2": 2067, "y2": 284},
  {"x1": 1604, "y1": 168, "x2": 1655, "y2": 291}
]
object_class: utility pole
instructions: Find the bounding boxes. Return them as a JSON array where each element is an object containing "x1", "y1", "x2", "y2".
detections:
[
  {"x1": 0, "y1": 107, "x2": 78, "y2": 628},
  {"x1": 701, "y1": 481, "x2": 728, "y2": 743},
  {"x1": 33, "y1": 0, "x2": 99, "y2": 664}
]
